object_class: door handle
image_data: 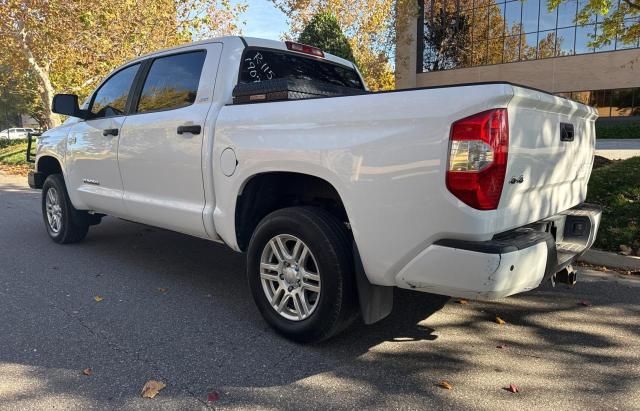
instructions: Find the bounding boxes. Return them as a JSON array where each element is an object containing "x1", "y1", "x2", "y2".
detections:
[
  {"x1": 103, "y1": 128, "x2": 119, "y2": 137},
  {"x1": 560, "y1": 123, "x2": 574, "y2": 142},
  {"x1": 177, "y1": 125, "x2": 201, "y2": 135}
]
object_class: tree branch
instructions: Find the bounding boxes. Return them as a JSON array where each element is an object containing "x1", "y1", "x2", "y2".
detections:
[
  {"x1": 15, "y1": 22, "x2": 59, "y2": 128},
  {"x1": 70, "y1": 76, "x2": 99, "y2": 92},
  {"x1": 621, "y1": 0, "x2": 640, "y2": 10}
]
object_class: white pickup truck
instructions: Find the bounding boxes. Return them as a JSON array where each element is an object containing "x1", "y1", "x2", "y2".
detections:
[{"x1": 29, "y1": 36, "x2": 601, "y2": 342}]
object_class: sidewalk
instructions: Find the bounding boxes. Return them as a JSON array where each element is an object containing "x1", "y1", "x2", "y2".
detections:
[{"x1": 595, "y1": 138, "x2": 640, "y2": 160}]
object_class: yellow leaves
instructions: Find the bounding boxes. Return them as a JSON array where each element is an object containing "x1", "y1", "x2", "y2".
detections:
[
  {"x1": 437, "y1": 380, "x2": 453, "y2": 390},
  {"x1": 456, "y1": 299, "x2": 468, "y2": 305},
  {"x1": 495, "y1": 315, "x2": 506, "y2": 325},
  {"x1": 141, "y1": 380, "x2": 166, "y2": 399},
  {"x1": 93, "y1": 295, "x2": 104, "y2": 302}
]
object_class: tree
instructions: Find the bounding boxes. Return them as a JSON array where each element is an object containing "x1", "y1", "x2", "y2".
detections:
[
  {"x1": 0, "y1": 65, "x2": 44, "y2": 129},
  {"x1": 272, "y1": 0, "x2": 396, "y2": 90},
  {"x1": 549, "y1": 0, "x2": 639, "y2": 49},
  {"x1": 423, "y1": 0, "x2": 521, "y2": 70},
  {"x1": 299, "y1": 12, "x2": 355, "y2": 61},
  {"x1": 0, "y1": 0, "x2": 245, "y2": 129},
  {"x1": 423, "y1": 4, "x2": 471, "y2": 71}
]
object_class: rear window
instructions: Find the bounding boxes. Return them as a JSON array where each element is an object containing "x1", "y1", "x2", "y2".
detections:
[
  {"x1": 239, "y1": 48, "x2": 364, "y2": 90},
  {"x1": 137, "y1": 51, "x2": 206, "y2": 113}
]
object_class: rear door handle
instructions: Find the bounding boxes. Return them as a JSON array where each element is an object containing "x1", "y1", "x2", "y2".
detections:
[
  {"x1": 103, "y1": 128, "x2": 119, "y2": 137},
  {"x1": 177, "y1": 125, "x2": 201, "y2": 135}
]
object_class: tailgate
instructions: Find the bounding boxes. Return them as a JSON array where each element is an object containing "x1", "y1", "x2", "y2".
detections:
[{"x1": 497, "y1": 86, "x2": 599, "y2": 229}]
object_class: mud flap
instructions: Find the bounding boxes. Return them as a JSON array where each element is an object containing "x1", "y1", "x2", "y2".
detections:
[{"x1": 353, "y1": 243, "x2": 393, "y2": 324}]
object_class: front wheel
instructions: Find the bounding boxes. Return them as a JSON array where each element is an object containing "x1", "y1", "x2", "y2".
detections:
[
  {"x1": 247, "y1": 207, "x2": 358, "y2": 343},
  {"x1": 42, "y1": 174, "x2": 89, "y2": 244}
]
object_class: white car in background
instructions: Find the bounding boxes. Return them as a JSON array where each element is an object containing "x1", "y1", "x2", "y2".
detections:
[{"x1": 0, "y1": 128, "x2": 36, "y2": 140}]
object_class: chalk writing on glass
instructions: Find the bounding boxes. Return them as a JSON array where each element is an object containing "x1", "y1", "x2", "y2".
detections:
[{"x1": 244, "y1": 52, "x2": 275, "y2": 83}]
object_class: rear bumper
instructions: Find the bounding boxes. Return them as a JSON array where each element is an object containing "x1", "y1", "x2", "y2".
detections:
[{"x1": 395, "y1": 203, "x2": 601, "y2": 299}]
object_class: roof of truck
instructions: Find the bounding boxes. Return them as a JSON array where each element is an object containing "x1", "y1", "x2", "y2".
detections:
[{"x1": 129, "y1": 36, "x2": 357, "y2": 70}]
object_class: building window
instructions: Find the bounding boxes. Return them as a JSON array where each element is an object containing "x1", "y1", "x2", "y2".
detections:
[
  {"x1": 421, "y1": 0, "x2": 640, "y2": 72},
  {"x1": 556, "y1": 88, "x2": 640, "y2": 118}
]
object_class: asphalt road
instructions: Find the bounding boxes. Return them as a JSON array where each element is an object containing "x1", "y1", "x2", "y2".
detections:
[{"x1": 1, "y1": 171, "x2": 639, "y2": 410}]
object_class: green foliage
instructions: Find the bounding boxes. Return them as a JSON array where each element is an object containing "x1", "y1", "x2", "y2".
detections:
[
  {"x1": 596, "y1": 121, "x2": 640, "y2": 139},
  {"x1": 299, "y1": 12, "x2": 355, "y2": 62},
  {"x1": 587, "y1": 155, "x2": 640, "y2": 252},
  {"x1": 548, "y1": 0, "x2": 639, "y2": 48},
  {"x1": 0, "y1": 141, "x2": 28, "y2": 165}
]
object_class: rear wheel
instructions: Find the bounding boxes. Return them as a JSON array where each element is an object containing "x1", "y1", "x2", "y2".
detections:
[
  {"x1": 247, "y1": 207, "x2": 358, "y2": 343},
  {"x1": 42, "y1": 174, "x2": 90, "y2": 244}
]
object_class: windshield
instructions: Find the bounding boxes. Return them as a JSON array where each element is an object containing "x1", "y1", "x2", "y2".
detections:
[{"x1": 239, "y1": 48, "x2": 364, "y2": 90}]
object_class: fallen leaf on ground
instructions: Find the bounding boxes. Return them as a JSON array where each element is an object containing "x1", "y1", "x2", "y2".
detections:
[
  {"x1": 578, "y1": 300, "x2": 592, "y2": 307},
  {"x1": 93, "y1": 296, "x2": 103, "y2": 302},
  {"x1": 157, "y1": 288, "x2": 168, "y2": 293},
  {"x1": 82, "y1": 368, "x2": 92, "y2": 376},
  {"x1": 141, "y1": 380, "x2": 166, "y2": 398},
  {"x1": 504, "y1": 384, "x2": 519, "y2": 393},
  {"x1": 495, "y1": 316, "x2": 506, "y2": 325},
  {"x1": 0, "y1": 164, "x2": 31, "y2": 176},
  {"x1": 456, "y1": 299, "x2": 468, "y2": 305},
  {"x1": 437, "y1": 380, "x2": 453, "y2": 390},
  {"x1": 207, "y1": 391, "x2": 220, "y2": 402},
  {"x1": 496, "y1": 344, "x2": 508, "y2": 349}
]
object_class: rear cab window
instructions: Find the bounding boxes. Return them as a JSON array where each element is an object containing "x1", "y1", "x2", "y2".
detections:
[
  {"x1": 136, "y1": 50, "x2": 206, "y2": 113},
  {"x1": 239, "y1": 48, "x2": 364, "y2": 90}
]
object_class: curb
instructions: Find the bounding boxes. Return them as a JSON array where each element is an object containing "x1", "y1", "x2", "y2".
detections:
[{"x1": 578, "y1": 249, "x2": 640, "y2": 271}]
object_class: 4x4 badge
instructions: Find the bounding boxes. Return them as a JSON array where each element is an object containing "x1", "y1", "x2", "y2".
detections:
[{"x1": 509, "y1": 175, "x2": 524, "y2": 184}]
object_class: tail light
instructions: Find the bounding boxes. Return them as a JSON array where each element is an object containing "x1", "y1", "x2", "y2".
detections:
[{"x1": 446, "y1": 108, "x2": 509, "y2": 210}]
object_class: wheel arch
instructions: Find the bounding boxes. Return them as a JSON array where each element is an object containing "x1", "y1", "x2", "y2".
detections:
[
  {"x1": 232, "y1": 170, "x2": 394, "y2": 325},
  {"x1": 234, "y1": 171, "x2": 350, "y2": 252},
  {"x1": 36, "y1": 155, "x2": 64, "y2": 179}
]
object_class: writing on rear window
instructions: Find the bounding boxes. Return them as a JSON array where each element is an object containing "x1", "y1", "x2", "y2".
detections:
[
  {"x1": 239, "y1": 48, "x2": 363, "y2": 90},
  {"x1": 244, "y1": 52, "x2": 275, "y2": 82}
]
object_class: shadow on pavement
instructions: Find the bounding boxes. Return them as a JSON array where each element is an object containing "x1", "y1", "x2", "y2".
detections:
[{"x1": 1, "y1": 183, "x2": 639, "y2": 410}]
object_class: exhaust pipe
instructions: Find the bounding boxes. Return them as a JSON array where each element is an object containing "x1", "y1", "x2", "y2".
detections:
[{"x1": 553, "y1": 265, "x2": 577, "y2": 286}]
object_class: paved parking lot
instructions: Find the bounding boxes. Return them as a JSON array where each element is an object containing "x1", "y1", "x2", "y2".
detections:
[{"x1": 1, "y1": 172, "x2": 639, "y2": 410}]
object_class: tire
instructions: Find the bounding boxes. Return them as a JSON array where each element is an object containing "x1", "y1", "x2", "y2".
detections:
[
  {"x1": 41, "y1": 174, "x2": 89, "y2": 244},
  {"x1": 247, "y1": 207, "x2": 358, "y2": 343}
]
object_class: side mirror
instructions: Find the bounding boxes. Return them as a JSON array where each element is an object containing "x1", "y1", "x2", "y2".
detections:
[{"x1": 52, "y1": 94, "x2": 87, "y2": 119}]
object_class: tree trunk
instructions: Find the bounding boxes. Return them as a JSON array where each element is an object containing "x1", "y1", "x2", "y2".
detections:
[{"x1": 17, "y1": 26, "x2": 60, "y2": 129}]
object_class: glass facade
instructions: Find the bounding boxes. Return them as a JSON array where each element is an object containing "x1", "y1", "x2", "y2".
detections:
[
  {"x1": 556, "y1": 88, "x2": 640, "y2": 117},
  {"x1": 422, "y1": 0, "x2": 640, "y2": 71}
]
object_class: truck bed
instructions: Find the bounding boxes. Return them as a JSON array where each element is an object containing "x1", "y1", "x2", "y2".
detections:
[{"x1": 215, "y1": 82, "x2": 597, "y2": 287}]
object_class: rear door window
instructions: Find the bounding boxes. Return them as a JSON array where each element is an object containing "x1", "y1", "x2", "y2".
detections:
[
  {"x1": 136, "y1": 51, "x2": 206, "y2": 113},
  {"x1": 239, "y1": 48, "x2": 364, "y2": 90}
]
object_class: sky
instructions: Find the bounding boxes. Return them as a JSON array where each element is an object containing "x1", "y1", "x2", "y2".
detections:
[{"x1": 232, "y1": 0, "x2": 290, "y2": 41}]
